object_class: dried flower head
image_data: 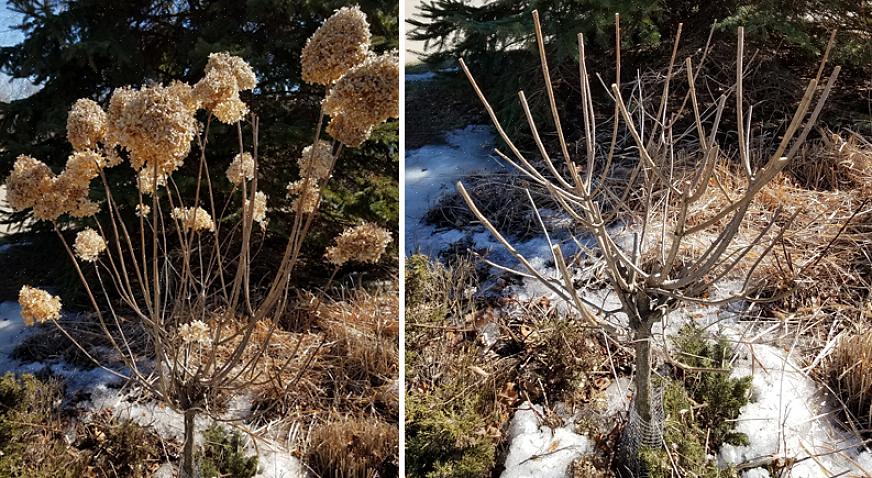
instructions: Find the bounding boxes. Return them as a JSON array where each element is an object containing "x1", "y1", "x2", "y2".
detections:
[
  {"x1": 18, "y1": 286, "x2": 62, "y2": 326},
  {"x1": 212, "y1": 95, "x2": 249, "y2": 124},
  {"x1": 204, "y1": 52, "x2": 257, "y2": 91},
  {"x1": 74, "y1": 227, "x2": 107, "y2": 262},
  {"x1": 63, "y1": 151, "x2": 105, "y2": 185},
  {"x1": 322, "y1": 52, "x2": 399, "y2": 125},
  {"x1": 172, "y1": 206, "x2": 216, "y2": 232},
  {"x1": 226, "y1": 152, "x2": 256, "y2": 186},
  {"x1": 301, "y1": 6, "x2": 371, "y2": 85},
  {"x1": 167, "y1": 80, "x2": 200, "y2": 112},
  {"x1": 5, "y1": 154, "x2": 101, "y2": 222},
  {"x1": 179, "y1": 320, "x2": 211, "y2": 345},
  {"x1": 286, "y1": 179, "x2": 320, "y2": 214},
  {"x1": 6, "y1": 155, "x2": 55, "y2": 213},
  {"x1": 245, "y1": 191, "x2": 268, "y2": 228},
  {"x1": 194, "y1": 53, "x2": 255, "y2": 124},
  {"x1": 298, "y1": 140, "x2": 333, "y2": 179},
  {"x1": 67, "y1": 98, "x2": 107, "y2": 151},
  {"x1": 325, "y1": 222, "x2": 392, "y2": 266},
  {"x1": 105, "y1": 84, "x2": 198, "y2": 176},
  {"x1": 135, "y1": 203, "x2": 151, "y2": 218},
  {"x1": 137, "y1": 169, "x2": 168, "y2": 195},
  {"x1": 325, "y1": 112, "x2": 374, "y2": 148}
]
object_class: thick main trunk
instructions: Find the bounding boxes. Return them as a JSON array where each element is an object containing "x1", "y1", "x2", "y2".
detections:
[
  {"x1": 633, "y1": 320, "x2": 654, "y2": 422},
  {"x1": 182, "y1": 408, "x2": 196, "y2": 477}
]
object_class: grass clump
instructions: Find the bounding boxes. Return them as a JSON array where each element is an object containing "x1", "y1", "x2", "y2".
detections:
[
  {"x1": 199, "y1": 425, "x2": 258, "y2": 478},
  {"x1": 826, "y1": 333, "x2": 872, "y2": 433},
  {"x1": 640, "y1": 325, "x2": 751, "y2": 478},
  {"x1": 306, "y1": 417, "x2": 399, "y2": 478}
]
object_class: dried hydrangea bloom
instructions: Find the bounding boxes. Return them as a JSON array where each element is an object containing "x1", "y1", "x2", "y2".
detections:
[
  {"x1": 74, "y1": 228, "x2": 107, "y2": 262},
  {"x1": 172, "y1": 206, "x2": 216, "y2": 232},
  {"x1": 18, "y1": 286, "x2": 62, "y2": 326},
  {"x1": 212, "y1": 95, "x2": 248, "y2": 124},
  {"x1": 286, "y1": 179, "x2": 320, "y2": 214},
  {"x1": 167, "y1": 80, "x2": 200, "y2": 112},
  {"x1": 301, "y1": 6, "x2": 371, "y2": 85},
  {"x1": 203, "y1": 52, "x2": 257, "y2": 91},
  {"x1": 194, "y1": 53, "x2": 255, "y2": 124},
  {"x1": 193, "y1": 69, "x2": 237, "y2": 109},
  {"x1": 298, "y1": 140, "x2": 333, "y2": 179},
  {"x1": 324, "y1": 222, "x2": 392, "y2": 266},
  {"x1": 179, "y1": 320, "x2": 211, "y2": 345},
  {"x1": 323, "y1": 52, "x2": 398, "y2": 122},
  {"x1": 105, "y1": 85, "x2": 197, "y2": 176},
  {"x1": 325, "y1": 112, "x2": 374, "y2": 148},
  {"x1": 226, "y1": 152, "x2": 256, "y2": 186},
  {"x1": 135, "y1": 203, "x2": 151, "y2": 218},
  {"x1": 63, "y1": 151, "x2": 104, "y2": 185},
  {"x1": 6, "y1": 155, "x2": 55, "y2": 213},
  {"x1": 67, "y1": 98, "x2": 107, "y2": 152},
  {"x1": 245, "y1": 191, "x2": 268, "y2": 228},
  {"x1": 137, "y1": 169, "x2": 168, "y2": 195},
  {"x1": 5, "y1": 155, "x2": 100, "y2": 222}
]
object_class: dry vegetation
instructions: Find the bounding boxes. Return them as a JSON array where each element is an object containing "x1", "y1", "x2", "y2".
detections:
[{"x1": 405, "y1": 255, "x2": 633, "y2": 477}]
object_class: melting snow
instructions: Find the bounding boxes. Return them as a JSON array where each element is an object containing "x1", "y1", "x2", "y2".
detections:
[{"x1": 501, "y1": 402, "x2": 592, "y2": 478}]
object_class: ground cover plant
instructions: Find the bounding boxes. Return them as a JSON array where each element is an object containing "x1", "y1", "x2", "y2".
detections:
[{"x1": 2, "y1": 5, "x2": 398, "y2": 477}]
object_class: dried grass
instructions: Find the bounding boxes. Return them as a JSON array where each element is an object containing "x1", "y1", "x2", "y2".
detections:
[
  {"x1": 305, "y1": 417, "x2": 399, "y2": 478},
  {"x1": 826, "y1": 333, "x2": 872, "y2": 433},
  {"x1": 787, "y1": 130, "x2": 872, "y2": 194},
  {"x1": 638, "y1": 133, "x2": 872, "y2": 307},
  {"x1": 424, "y1": 172, "x2": 558, "y2": 240}
]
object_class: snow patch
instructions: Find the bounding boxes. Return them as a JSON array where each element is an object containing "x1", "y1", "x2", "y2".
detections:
[
  {"x1": 405, "y1": 124, "x2": 506, "y2": 256},
  {"x1": 0, "y1": 301, "x2": 31, "y2": 372},
  {"x1": 720, "y1": 343, "x2": 870, "y2": 477},
  {"x1": 501, "y1": 402, "x2": 592, "y2": 478}
]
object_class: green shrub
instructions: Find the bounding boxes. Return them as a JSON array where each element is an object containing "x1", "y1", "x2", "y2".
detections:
[
  {"x1": 673, "y1": 324, "x2": 752, "y2": 447},
  {"x1": 199, "y1": 425, "x2": 259, "y2": 478},
  {"x1": 406, "y1": 387, "x2": 497, "y2": 478}
]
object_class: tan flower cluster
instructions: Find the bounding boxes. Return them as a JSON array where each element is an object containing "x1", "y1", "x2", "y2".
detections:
[
  {"x1": 325, "y1": 113, "x2": 373, "y2": 148},
  {"x1": 286, "y1": 179, "x2": 320, "y2": 214},
  {"x1": 105, "y1": 85, "x2": 198, "y2": 176},
  {"x1": 135, "y1": 203, "x2": 151, "y2": 218},
  {"x1": 18, "y1": 286, "x2": 62, "y2": 326},
  {"x1": 136, "y1": 168, "x2": 169, "y2": 195},
  {"x1": 179, "y1": 320, "x2": 211, "y2": 345},
  {"x1": 193, "y1": 52, "x2": 256, "y2": 124},
  {"x1": 323, "y1": 52, "x2": 399, "y2": 147},
  {"x1": 67, "y1": 98, "x2": 107, "y2": 152},
  {"x1": 301, "y1": 6, "x2": 371, "y2": 86},
  {"x1": 245, "y1": 191, "x2": 268, "y2": 228},
  {"x1": 298, "y1": 140, "x2": 333, "y2": 179},
  {"x1": 324, "y1": 222, "x2": 392, "y2": 266},
  {"x1": 74, "y1": 228, "x2": 108, "y2": 262},
  {"x1": 6, "y1": 155, "x2": 54, "y2": 213},
  {"x1": 172, "y1": 206, "x2": 216, "y2": 232},
  {"x1": 6, "y1": 154, "x2": 103, "y2": 222},
  {"x1": 226, "y1": 152, "x2": 255, "y2": 186}
]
